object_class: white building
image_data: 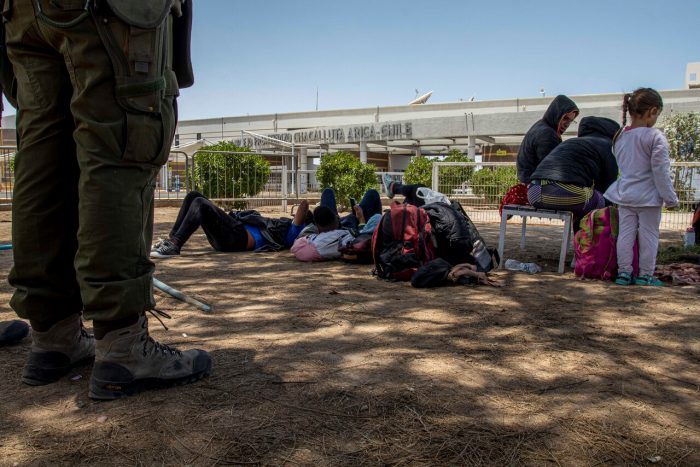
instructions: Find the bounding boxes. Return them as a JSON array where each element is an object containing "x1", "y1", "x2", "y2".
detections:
[{"x1": 685, "y1": 62, "x2": 700, "y2": 89}]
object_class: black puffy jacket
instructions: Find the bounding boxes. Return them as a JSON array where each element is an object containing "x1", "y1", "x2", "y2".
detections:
[
  {"x1": 517, "y1": 95, "x2": 579, "y2": 183},
  {"x1": 529, "y1": 116, "x2": 620, "y2": 192}
]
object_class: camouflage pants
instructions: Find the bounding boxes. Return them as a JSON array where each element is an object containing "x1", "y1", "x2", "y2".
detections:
[{"x1": 5, "y1": 0, "x2": 178, "y2": 322}]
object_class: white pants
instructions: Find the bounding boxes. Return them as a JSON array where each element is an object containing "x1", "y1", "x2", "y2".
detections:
[{"x1": 617, "y1": 205, "x2": 662, "y2": 276}]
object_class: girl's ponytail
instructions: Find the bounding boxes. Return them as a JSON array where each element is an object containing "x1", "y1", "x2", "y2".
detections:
[{"x1": 622, "y1": 93, "x2": 631, "y2": 127}]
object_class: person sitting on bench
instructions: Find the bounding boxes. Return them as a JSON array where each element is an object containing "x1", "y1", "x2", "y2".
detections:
[
  {"x1": 527, "y1": 116, "x2": 620, "y2": 233},
  {"x1": 151, "y1": 191, "x2": 309, "y2": 258}
]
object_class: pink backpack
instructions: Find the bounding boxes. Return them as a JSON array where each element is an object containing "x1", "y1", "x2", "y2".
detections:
[{"x1": 574, "y1": 206, "x2": 638, "y2": 280}]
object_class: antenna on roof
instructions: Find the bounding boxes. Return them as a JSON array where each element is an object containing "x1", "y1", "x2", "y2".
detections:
[{"x1": 409, "y1": 90, "x2": 433, "y2": 105}]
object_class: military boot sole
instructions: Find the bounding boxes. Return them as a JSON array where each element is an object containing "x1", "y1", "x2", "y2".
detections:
[
  {"x1": 22, "y1": 352, "x2": 95, "y2": 386},
  {"x1": 88, "y1": 354, "x2": 212, "y2": 400}
]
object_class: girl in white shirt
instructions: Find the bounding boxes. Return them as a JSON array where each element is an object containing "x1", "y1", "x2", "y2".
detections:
[{"x1": 604, "y1": 88, "x2": 678, "y2": 286}]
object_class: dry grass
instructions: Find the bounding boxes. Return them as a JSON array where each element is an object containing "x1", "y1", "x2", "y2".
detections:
[{"x1": 0, "y1": 208, "x2": 698, "y2": 466}]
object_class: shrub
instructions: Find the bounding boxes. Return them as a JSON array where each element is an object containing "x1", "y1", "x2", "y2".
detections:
[
  {"x1": 663, "y1": 112, "x2": 700, "y2": 211},
  {"x1": 316, "y1": 151, "x2": 377, "y2": 208},
  {"x1": 403, "y1": 150, "x2": 474, "y2": 195},
  {"x1": 470, "y1": 166, "x2": 518, "y2": 204},
  {"x1": 440, "y1": 150, "x2": 474, "y2": 195},
  {"x1": 192, "y1": 141, "x2": 270, "y2": 206},
  {"x1": 403, "y1": 155, "x2": 433, "y2": 187}
]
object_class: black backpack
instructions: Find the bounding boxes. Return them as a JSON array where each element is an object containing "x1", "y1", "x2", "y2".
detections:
[{"x1": 423, "y1": 201, "x2": 498, "y2": 272}]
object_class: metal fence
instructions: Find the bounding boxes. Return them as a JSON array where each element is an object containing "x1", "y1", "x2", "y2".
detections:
[
  {"x1": 431, "y1": 161, "x2": 700, "y2": 231},
  {"x1": 0, "y1": 146, "x2": 16, "y2": 202},
  {"x1": 2, "y1": 146, "x2": 696, "y2": 232}
]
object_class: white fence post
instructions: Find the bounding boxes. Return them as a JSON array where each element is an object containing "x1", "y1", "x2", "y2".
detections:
[
  {"x1": 281, "y1": 164, "x2": 288, "y2": 213},
  {"x1": 431, "y1": 162, "x2": 439, "y2": 191}
]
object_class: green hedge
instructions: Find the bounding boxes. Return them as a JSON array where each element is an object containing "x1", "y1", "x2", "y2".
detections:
[
  {"x1": 316, "y1": 151, "x2": 377, "y2": 208},
  {"x1": 191, "y1": 141, "x2": 270, "y2": 203}
]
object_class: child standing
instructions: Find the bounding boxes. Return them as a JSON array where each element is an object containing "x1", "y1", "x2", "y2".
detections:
[{"x1": 604, "y1": 88, "x2": 679, "y2": 286}]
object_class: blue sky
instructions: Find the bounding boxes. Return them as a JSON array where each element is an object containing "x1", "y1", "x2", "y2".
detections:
[
  {"x1": 179, "y1": 0, "x2": 699, "y2": 120},
  {"x1": 4, "y1": 1, "x2": 698, "y2": 121}
]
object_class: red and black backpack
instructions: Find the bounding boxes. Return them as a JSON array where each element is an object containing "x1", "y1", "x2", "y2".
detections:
[{"x1": 371, "y1": 201, "x2": 437, "y2": 281}]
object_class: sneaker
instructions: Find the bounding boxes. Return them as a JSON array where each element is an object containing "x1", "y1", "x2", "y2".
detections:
[
  {"x1": 151, "y1": 238, "x2": 166, "y2": 252},
  {"x1": 89, "y1": 314, "x2": 211, "y2": 400},
  {"x1": 0, "y1": 320, "x2": 29, "y2": 346},
  {"x1": 150, "y1": 239, "x2": 180, "y2": 258},
  {"x1": 614, "y1": 272, "x2": 633, "y2": 286},
  {"x1": 22, "y1": 314, "x2": 95, "y2": 386},
  {"x1": 381, "y1": 173, "x2": 394, "y2": 199},
  {"x1": 634, "y1": 274, "x2": 664, "y2": 286}
]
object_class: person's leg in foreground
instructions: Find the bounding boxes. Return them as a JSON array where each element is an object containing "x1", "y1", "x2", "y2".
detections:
[{"x1": 5, "y1": 1, "x2": 210, "y2": 398}]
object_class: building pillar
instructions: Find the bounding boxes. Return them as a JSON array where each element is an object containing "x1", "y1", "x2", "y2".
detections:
[
  {"x1": 300, "y1": 148, "x2": 308, "y2": 194},
  {"x1": 468, "y1": 136, "x2": 477, "y2": 160},
  {"x1": 360, "y1": 141, "x2": 368, "y2": 163}
]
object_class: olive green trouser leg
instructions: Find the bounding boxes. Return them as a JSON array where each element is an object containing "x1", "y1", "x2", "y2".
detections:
[{"x1": 6, "y1": 1, "x2": 167, "y2": 323}]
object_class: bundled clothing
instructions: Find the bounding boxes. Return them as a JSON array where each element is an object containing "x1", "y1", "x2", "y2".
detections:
[
  {"x1": 517, "y1": 95, "x2": 579, "y2": 184},
  {"x1": 604, "y1": 127, "x2": 679, "y2": 277},
  {"x1": 291, "y1": 229, "x2": 355, "y2": 262},
  {"x1": 527, "y1": 116, "x2": 620, "y2": 232}
]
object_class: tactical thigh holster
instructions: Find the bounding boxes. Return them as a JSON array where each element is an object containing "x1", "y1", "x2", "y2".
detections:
[{"x1": 93, "y1": 0, "x2": 179, "y2": 166}]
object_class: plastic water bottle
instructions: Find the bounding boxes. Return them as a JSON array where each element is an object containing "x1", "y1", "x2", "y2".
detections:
[
  {"x1": 504, "y1": 259, "x2": 541, "y2": 274},
  {"x1": 471, "y1": 240, "x2": 492, "y2": 270},
  {"x1": 684, "y1": 227, "x2": 695, "y2": 248}
]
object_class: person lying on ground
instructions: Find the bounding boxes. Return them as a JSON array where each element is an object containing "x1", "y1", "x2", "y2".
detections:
[
  {"x1": 517, "y1": 94, "x2": 579, "y2": 184},
  {"x1": 381, "y1": 174, "x2": 428, "y2": 206},
  {"x1": 527, "y1": 116, "x2": 620, "y2": 233},
  {"x1": 291, "y1": 188, "x2": 382, "y2": 262},
  {"x1": 151, "y1": 191, "x2": 309, "y2": 258}
]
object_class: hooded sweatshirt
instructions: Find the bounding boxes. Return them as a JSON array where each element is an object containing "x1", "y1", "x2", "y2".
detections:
[
  {"x1": 517, "y1": 95, "x2": 579, "y2": 183},
  {"x1": 604, "y1": 127, "x2": 679, "y2": 208},
  {"x1": 529, "y1": 116, "x2": 620, "y2": 192}
]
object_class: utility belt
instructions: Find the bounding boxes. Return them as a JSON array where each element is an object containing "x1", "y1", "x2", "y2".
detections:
[{"x1": 0, "y1": 0, "x2": 194, "y2": 114}]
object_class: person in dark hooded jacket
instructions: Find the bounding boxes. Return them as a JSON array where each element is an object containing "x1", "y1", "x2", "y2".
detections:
[
  {"x1": 517, "y1": 95, "x2": 579, "y2": 184},
  {"x1": 150, "y1": 191, "x2": 310, "y2": 257},
  {"x1": 527, "y1": 116, "x2": 620, "y2": 232}
]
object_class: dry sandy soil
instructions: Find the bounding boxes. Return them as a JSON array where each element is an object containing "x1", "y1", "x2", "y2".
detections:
[{"x1": 0, "y1": 206, "x2": 698, "y2": 466}]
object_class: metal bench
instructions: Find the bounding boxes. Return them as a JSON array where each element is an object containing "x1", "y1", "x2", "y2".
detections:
[{"x1": 497, "y1": 204, "x2": 573, "y2": 274}]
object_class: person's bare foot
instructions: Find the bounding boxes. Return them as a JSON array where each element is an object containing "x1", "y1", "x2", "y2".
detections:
[
  {"x1": 294, "y1": 200, "x2": 310, "y2": 225},
  {"x1": 353, "y1": 204, "x2": 366, "y2": 224}
]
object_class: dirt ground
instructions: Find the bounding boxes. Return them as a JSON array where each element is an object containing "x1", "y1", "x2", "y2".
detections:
[{"x1": 0, "y1": 206, "x2": 698, "y2": 466}]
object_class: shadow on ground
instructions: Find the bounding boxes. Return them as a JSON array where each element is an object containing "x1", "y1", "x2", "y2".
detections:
[{"x1": 0, "y1": 208, "x2": 697, "y2": 465}]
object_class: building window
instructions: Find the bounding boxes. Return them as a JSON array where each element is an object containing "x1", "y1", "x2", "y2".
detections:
[{"x1": 691, "y1": 73, "x2": 697, "y2": 82}]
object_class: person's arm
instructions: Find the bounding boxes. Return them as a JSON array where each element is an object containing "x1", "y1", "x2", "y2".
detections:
[
  {"x1": 359, "y1": 213, "x2": 382, "y2": 234},
  {"x1": 649, "y1": 131, "x2": 679, "y2": 207},
  {"x1": 534, "y1": 130, "x2": 561, "y2": 165}
]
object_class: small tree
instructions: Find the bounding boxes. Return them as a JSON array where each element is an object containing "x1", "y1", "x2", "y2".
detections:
[
  {"x1": 403, "y1": 155, "x2": 433, "y2": 187},
  {"x1": 192, "y1": 141, "x2": 270, "y2": 204},
  {"x1": 440, "y1": 150, "x2": 474, "y2": 195},
  {"x1": 663, "y1": 112, "x2": 700, "y2": 210},
  {"x1": 404, "y1": 150, "x2": 474, "y2": 194},
  {"x1": 470, "y1": 166, "x2": 518, "y2": 205},
  {"x1": 316, "y1": 151, "x2": 377, "y2": 208}
]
